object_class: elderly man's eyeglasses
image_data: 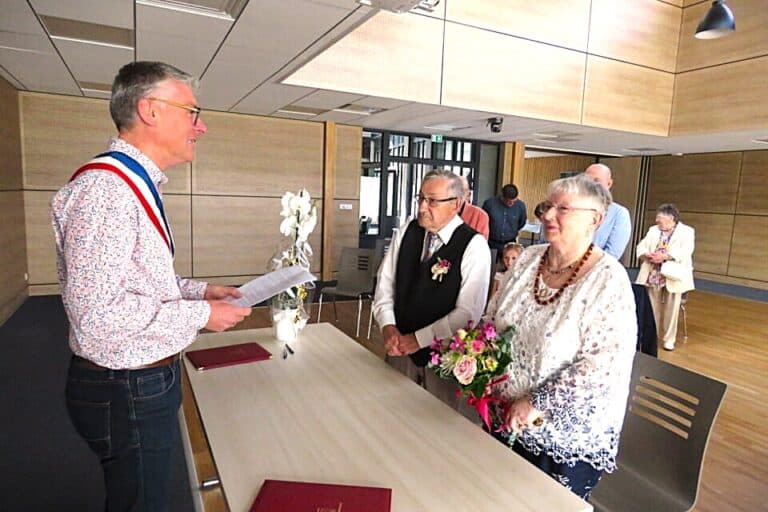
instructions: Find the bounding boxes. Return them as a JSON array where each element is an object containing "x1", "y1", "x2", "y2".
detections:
[
  {"x1": 540, "y1": 201, "x2": 597, "y2": 216},
  {"x1": 147, "y1": 97, "x2": 202, "y2": 125},
  {"x1": 416, "y1": 194, "x2": 458, "y2": 207}
]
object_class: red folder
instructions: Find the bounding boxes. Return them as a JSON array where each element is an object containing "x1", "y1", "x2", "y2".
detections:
[
  {"x1": 250, "y1": 479, "x2": 391, "y2": 512},
  {"x1": 185, "y1": 342, "x2": 271, "y2": 371}
]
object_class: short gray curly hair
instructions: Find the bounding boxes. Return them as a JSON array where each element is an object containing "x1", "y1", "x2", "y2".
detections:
[
  {"x1": 548, "y1": 174, "x2": 612, "y2": 214},
  {"x1": 422, "y1": 170, "x2": 464, "y2": 200},
  {"x1": 110, "y1": 61, "x2": 198, "y2": 131}
]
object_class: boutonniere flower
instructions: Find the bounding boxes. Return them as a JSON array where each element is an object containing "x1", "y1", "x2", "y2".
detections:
[{"x1": 431, "y1": 257, "x2": 452, "y2": 282}]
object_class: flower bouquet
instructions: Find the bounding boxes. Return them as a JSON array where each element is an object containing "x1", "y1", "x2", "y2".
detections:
[
  {"x1": 428, "y1": 321, "x2": 515, "y2": 430},
  {"x1": 268, "y1": 189, "x2": 317, "y2": 353}
]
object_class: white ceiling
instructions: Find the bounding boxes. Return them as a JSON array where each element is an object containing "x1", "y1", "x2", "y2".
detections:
[{"x1": 1, "y1": 0, "x2": 766, "y2": 157}]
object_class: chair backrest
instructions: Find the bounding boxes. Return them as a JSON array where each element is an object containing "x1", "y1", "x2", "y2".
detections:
[
  {"x1": 335, "y1": 247, "x2": 376, "y2": 294},
  {"x1": 373, "y1": 237, "x2": 392, "y2": 273},
  {"x1": 590, "y1": 352, "x2": 727, "y2": 512}
]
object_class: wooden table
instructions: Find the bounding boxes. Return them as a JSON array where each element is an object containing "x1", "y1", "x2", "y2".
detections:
[{"x1": 181, "y1": 323, "x2": 591, "y2": 512}]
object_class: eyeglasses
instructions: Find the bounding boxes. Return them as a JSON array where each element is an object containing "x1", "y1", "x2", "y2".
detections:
[
  {"x1": 416, "y1": 194, "x2": 458, "y2": 207},
  {"x1": 540, "y1": 201, "x2": 597, "y2": 216},
  {"x1": 147, "y1": 97, "x2": 202, "y2": 125}
]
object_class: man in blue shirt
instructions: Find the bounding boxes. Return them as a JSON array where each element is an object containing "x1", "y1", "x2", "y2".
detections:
[
  {"x1": 482, "y1": 183, "x2": 527, "y2": 254},
  {"x1": 585, "y1": 163, "x2": 632, "y2": 260}
]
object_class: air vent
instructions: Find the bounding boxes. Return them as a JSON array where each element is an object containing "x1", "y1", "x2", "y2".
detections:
[
  {"x1": 356, "y1": 0, "x2": 440, "y2": 14},
  {"x1": 79, "y1": 81, "x2": 112, "y2": 93},
  {"x1": 752, "y1": 138, "x2": 768, "y2": 145},
  {"x1": 624, "y1": 147, "x2": 663, "y2": 153},
  {"x1": 332, "y1": 104, "x2": 384, "y2": 116},
  {"x1": 137, "y1": 0, "x2": 248, "y2": 20},
  {"x1": 41, "y1": 15, "x2": 133, "y2": 49}
]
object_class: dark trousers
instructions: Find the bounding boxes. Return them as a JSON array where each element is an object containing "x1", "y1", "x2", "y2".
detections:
[
  {"x1": 490, "y1": 430, "x2": 603, "y2": 500},
  {"x1": 65, "y1": 356, "x2": 182, "y2": 512}
]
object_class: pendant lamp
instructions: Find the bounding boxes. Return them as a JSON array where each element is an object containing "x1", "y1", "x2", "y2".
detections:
[{"x1": 695, "y1": 0, "x2": 735, "y2": 39}]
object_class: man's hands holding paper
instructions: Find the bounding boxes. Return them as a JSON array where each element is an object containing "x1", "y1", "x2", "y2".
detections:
[{"x1": 204, "y1": 284, "x2": 251, "y2": 332}]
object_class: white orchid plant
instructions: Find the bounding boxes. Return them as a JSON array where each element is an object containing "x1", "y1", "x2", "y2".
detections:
[{"x1": 270, "y1": 189, "x2": 317, "y2": 313}]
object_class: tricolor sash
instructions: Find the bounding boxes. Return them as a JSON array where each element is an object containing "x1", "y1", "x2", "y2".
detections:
[{"x1": 70, "y1": 151, "x2": 175, "y2": 255}]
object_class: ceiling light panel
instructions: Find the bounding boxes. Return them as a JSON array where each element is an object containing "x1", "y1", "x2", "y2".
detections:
[{"x1": 29, "y1": 0, "x2": 133, "y2": 29}]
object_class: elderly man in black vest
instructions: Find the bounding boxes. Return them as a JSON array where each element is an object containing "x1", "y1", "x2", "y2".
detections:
[{"x1": 373, "y1": 170, "x2": 491, "y2": 407}]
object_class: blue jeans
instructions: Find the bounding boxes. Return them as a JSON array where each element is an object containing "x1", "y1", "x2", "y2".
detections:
[{"x1": 65, "y1": 356, "x2": 182, "y2": 512}]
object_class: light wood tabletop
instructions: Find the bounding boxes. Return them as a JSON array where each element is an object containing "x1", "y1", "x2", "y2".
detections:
[{"x1": 182, "y1": 323, "x2": 591, "y2": 512}]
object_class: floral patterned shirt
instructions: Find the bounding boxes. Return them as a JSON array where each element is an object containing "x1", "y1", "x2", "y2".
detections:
[
  {"x1": 486, "y1": 244, "x2": 636, "y2": 472},
  {"x1": 51, "y1": 137, "x2": 210, "y2": 369}
]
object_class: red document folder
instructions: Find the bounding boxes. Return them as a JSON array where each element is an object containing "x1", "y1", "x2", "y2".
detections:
[
  {"x1": 250, "y1": 479, "x2": 391, "y2": 512},
  {"x1": 185, "y1": 342, "x2": 271, "y2": 371}
]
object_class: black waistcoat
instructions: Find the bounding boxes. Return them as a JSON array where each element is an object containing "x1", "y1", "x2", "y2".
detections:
[{"x1": 394, "y1": 219, "x2": 476, "y2": 366}]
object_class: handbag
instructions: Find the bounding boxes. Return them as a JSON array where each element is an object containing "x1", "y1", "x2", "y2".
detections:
[{"x1": 660, "y1": 260, "x2": 687, "y2": 281}]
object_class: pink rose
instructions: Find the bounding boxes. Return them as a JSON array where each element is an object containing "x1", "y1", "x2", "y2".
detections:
[
  {"x1": 452, "y1": 355, "x2": 477, "y2": 385},
  {"x1": 482, "y1": 323, "x2": 497, "y2": 340},
  {"x1": 471, "y1": 340, "x2": 485, "y2": 353}
]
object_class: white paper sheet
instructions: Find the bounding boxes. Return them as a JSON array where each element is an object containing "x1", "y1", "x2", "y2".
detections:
[{"x1": 227, "y1": 266, "x2": 316, "y2": 307}]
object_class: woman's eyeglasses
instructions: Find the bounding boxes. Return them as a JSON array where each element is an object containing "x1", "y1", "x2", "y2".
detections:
[{"x1": 540, "y1": 201, "x2": 597, "y2": 216}]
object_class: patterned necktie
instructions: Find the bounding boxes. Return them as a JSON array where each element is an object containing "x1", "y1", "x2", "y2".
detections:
[{"x1": 424, "y1": 232, "x2": 441, "y2": 261}]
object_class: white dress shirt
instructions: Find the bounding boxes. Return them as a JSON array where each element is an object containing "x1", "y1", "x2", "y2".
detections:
[{"x1": 373, "y1": 215, "x2": 491, "y2": 348}]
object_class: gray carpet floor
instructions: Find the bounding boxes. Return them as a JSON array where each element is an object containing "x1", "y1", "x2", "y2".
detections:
[{"x1": 0, "y1": 296, "x2": 193, "y2": 512}]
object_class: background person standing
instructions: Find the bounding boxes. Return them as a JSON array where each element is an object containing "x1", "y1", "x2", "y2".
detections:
[{"x1": 483, "y1": 184, "x2": 527, "y2": 255}]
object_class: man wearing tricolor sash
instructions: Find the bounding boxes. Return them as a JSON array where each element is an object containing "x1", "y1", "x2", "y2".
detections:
[{"x1": 50, "y1": 62, "x2": 251, "y2": 512}]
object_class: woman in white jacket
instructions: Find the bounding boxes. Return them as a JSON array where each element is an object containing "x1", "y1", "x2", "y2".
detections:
[{"x1": 636, "y1": 203, "x2": 695, "y2": 351}]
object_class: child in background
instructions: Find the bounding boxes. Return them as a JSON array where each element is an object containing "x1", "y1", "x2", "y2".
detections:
[{"x1": 490, "y1": 242, "x2": 524, "y2": 299}]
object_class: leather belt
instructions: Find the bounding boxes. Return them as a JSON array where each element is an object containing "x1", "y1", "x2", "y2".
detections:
[{"x1": 73, "y1": 354, "x2": 179, "y2": 371}]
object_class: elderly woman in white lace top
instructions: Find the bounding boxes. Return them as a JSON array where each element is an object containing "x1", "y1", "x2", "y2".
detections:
[{"x1": 486, "y1": 174, "x2": 636, "y2": 500}]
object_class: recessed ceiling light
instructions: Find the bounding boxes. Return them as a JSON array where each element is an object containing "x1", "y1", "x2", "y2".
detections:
[
  {"x1": 276, "y1": 105, "x2": 327, "y2": 117},
  {"x1": 423, "y1": 123, "x2": 472, "y2": 132},
  {"x1": 751, "y1": 138, "x2": 768, "y2": 145},
  {"x1": 79, "y1": 81, "x2": 112, "y2": 94},
  {"x1": 623, "y1": 147, "x2": 663, "y2": 153}
]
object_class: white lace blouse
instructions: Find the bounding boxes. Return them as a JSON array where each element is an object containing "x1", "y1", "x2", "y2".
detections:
[{"x1": 486, "y1": 244, "x2": 637, "y2": 472}]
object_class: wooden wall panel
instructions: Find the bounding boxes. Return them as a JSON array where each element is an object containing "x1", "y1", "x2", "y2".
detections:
[
  {"x1": 728, "y1": 215, "x2": 768, "y2": 281},
  {"x1": 677, "y1": 0, "x2": 768, "y2": 72},
  {"x1": 164, "y1": 194, "x2": 192, "y2": 278},
  {"x1": 519, "y1": 155, "x2": 596, "y2": 217},
  {"x1": 21, "y1": 93, "x2": 190, "y2": 193},
  {"x1": 648, "y1": 153, "x2": 741, "y2": 214},
  {"x1": 284, "y1": 12, "x2": 443, "y2": 105},
  {"x1": 331, "y1": 199, "x2": 360, "y2": 272},
  {"x1": 193, "y1": 111, "x2": 323, "y2": 197},
  {"x1": 0, "y1": 191, "x2": 28, "y2": 323},
  {"x1": 582, "y1": 56, "x2": 674, "y2": 135},
  {"x1": 192, "y1": 196, "x2": 322, "y2": 278},
  {"x1": 334, "y1": 125, "x2": 361, "y2": 200},
  {"x1": 589, "y1": 0, "x2": 681, "y2": 72},
  {"x1": 600, "y1": 157, "x2": 642, "y2": 221},
  {"x1": 641, "y1": 210, "x2": 732, "y2": 275},
  {"x1": 736, "y1": 150, "x2": 768, "y2": 215},
  {"x1": 671, "y1": 56, "x2": 768, "y2": 135},
  {"x1": 24, "y1": 190, "x2": 57, "y2": 285},
  {"x1": 442, "y1": 23, "x2": 585, "y2": 124},
  {"x1": 446, "y1": 0, "x2": 590, "y2": 51},
  {"x1": 0, "y1": 77, "x2": 22, "y2": 191}
]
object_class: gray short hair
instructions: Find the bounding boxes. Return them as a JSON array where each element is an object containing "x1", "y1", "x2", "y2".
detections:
[
  {"x1": 548, "y1": 174, "x2": 611, "y2": 214},
  {"x1": 656, "y1": 203, "x2": 680, "y2": 223},
  {"x1": 110, "y1": 61, "x2": 198, "y2": 131},
  {"x1": 422, "y1": 170, "x2": 464, "y2": 200}
]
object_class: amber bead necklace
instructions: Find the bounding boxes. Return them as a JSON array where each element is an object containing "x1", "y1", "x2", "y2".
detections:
[{"x1": 533, "y1": 243, "x2": 594, "y2": 306}]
